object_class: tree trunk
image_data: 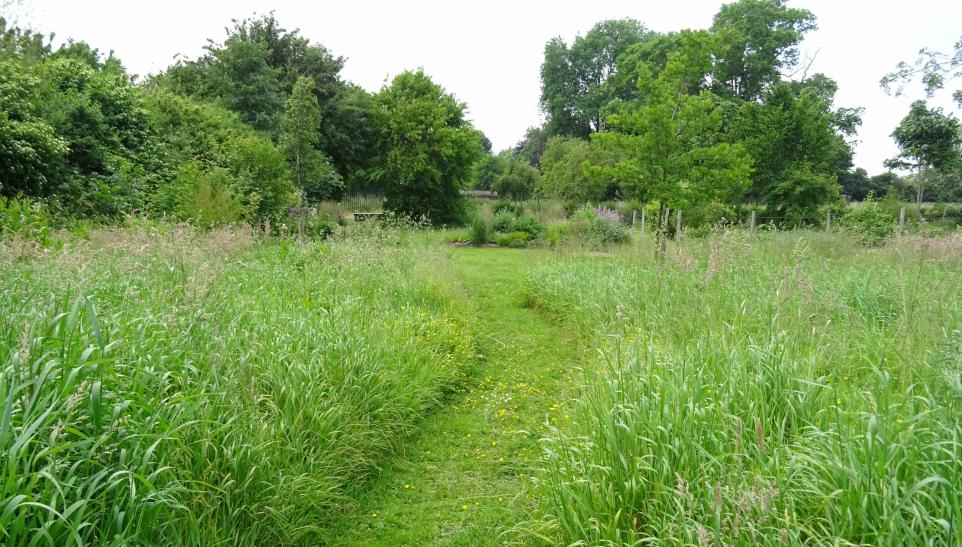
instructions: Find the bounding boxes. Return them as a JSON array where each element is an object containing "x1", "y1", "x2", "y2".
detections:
[{"x1": 917, "y1": 166, "x2": 926, "y2": 218}]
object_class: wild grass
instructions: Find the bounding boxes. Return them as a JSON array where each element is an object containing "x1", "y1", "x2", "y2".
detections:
[
  {"x1": 0, "y1": 223, "x2": 473, "y2": 545},
  {"x1": 522, "y1": 230, "x2": 962, "y2": 545}
]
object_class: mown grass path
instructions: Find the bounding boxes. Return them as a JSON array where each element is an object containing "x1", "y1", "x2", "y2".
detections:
[{"x1": 327, "y1": 247, "x2": 582, "y2": 545}]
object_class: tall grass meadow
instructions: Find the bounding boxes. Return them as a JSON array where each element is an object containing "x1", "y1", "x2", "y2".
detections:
[
  {"x1": 0, "y1": 223, "x2": 473, "y2": 544},
  {"x1": 523, "y1": 231, "x2": 962, "y2": 545}
]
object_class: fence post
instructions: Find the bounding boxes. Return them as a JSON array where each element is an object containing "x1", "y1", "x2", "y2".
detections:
[
  {"x1": 640, "y1": 208, "x2": 646, "y2": 235},
  {"x1": 749, "y1": 210, "x2": 756, "y2": 234},
  {"x1": 632, "y1": 210, "x2": 637, "y2": 229},
  {"x1": 899, "y1": 206, "x2": 906, "y2": 236},
  {"x1": 825, "y1": 210, "x2": 832, "y2": 234},
  {"x1": 675, "y1": 210, "x2": 683, "y2": 240}
]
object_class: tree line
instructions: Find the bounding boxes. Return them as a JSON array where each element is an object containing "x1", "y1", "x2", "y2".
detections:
[
  {"x1": 1, "y1": 12, "x2": 482, "y2": 225},
  {"x1": 477, "y1": 0, "x2": 962, "y2": 225},
  {"x1": 2, "y1": 1, "x2": 961, "y2": 228}
]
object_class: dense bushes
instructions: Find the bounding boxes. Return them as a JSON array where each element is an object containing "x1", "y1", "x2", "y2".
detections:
[
  {"x1": 840, "y1": 199, "x2": 897, "y2": 244},
  {"x1": 1, "y1": 41, "x2": 297, "y2": 225},
  {"x1": 2, "y1": 15, "x2": 487, "y2": 228},
  {"x1": 143, "y1": 90, "x2": 295, "y2": 223},
  {"x1": 0, "y1": 196, "x2": 52, "y2": 243}
]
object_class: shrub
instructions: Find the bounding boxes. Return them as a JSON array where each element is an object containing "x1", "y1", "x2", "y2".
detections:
[
  {"x1": 492, "y1": 211, "x2": 515, "y2": 233},
  {"x1": 494, "y1": 230, "x2": 532, "y2": 248},
  {"x1": 156, "y1": 161, "x2": 242, "y2": 229},
  {"x1": 0, "y1": 196, "x2": 53, "y2": 243},
  {"x1": 546, "y1": 223, "x2": 568, "y2": 247},
  {"x1": 493, "y1": 200, "x2": 523, "y2": 216},
  {"x1": 588, "y1": 216, "x2": 630, "y2": 244},
  {"x1": 469, "y1": 216, "x2": 490, "y2": 245},
  {"x1": 593, "y1": 206, "x2": 622, "y2": 223},
  {"x1": 841, "y1": 200, "x2": 896, "y2": 245},
  {"x1": 566, "y1": 206, "x2": 630, "y2": 245},
  {"x1": 305, "y1": 218, "x2": 335, "y2": 240},
  {"x1": 510, "y1": 216, "x2": 546, "y2": 240}
]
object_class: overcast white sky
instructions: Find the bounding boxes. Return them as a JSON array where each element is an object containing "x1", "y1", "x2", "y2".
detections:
[{"x1": 15, "y1": 0, "x2": 962, "y2": 173}]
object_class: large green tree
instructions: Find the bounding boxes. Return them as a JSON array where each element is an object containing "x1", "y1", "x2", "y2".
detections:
[
  {"x1": 492, "y1": 159, "x2": 539, "y2": 202},
  {"x1": 539, "y1": 136, "x2": 614, "y2": 204},
  {"x1": 540, "y1": 19, "x2": 650, "y2": 137},
  {"x1": 710, "y1": 0, "x2": 816, "y2": 101},
  {"x1": 157, "y1": 14, "x2": 376, "y2": 185},
  {"x1": 471, "y1": 152, "x2": 509, "y2": 191},
  {"x1": 734, "y1": 78, "x2": 856, "y2": 221},
  {"x1": 588, "y1": 36, "x2": 752, "y2": 219},
  {"x1": 885, "y1": 100, "x2": 962, "y2": 213},
  {"x1": 369, "y1": 69, "x2": 481, "y2": 225}
]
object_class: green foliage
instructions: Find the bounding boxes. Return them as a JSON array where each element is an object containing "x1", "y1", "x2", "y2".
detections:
[
  {"x1": 470, "y1": 152, "x2": 509, "y2": 190},
  {"x1": 710, "y1": 0, "x2": 817, "y2": 101},
  {"x1": 885, "y1": 100, "x2": 962, "y2": 210},
  {"x1": 370, "y1": 69, "x2": 481, "y2": 225},
  {"x1": 735, "y1": 81, "x2": 853, "y2": 221},
  {"x1": 0, "y1": 47, "x2": 153, "y2": 217},
  {"x1": 882, "y1": 33, "x2": 962, "y2": 108},
  {"x1": 469, "y1": 216, "x2": 490, "y2": 245},
  {"x1": 567, "y1": 206, "x2": 630, "y2": 244},
  {"x1": 492, "y1": 159, "x2": 539, "y2": 202},
  {"x1": 886, "y1": 101, "x2": 961, "y2": 172},
  {"x1": 225, "y1": 135, "x2": 295, "y2": 220},
  {"x1": 508, "y1": 216, "x2": 546, "y2": 240},
  {"x1": 839, "y1": 167, "x2": 899, "y2": 201},
  {"x1": 840, "y1": 198, "x2": 897, "y2": 245},
  {"x1": 491, "y1": 210, "x2": 514, "y2": 233},
  {"x1": 0, "y1": 195, "x2": 51, "y2": 242},
  {"x1": 492, "y1": 200, "x2": 523, "y2": 217},
  {"x1": 210, "y1": 39, "x2": 284, "y2": 134},
  {"x1": 0, "y1": 229, "x2": 474, "y2": 544},
  {"x1": 142, "y1": 90, "x2": 295, "y2": 222},
  {"x1": 283, "y1": 76, "x2": 343, "y2": 201},
  {"x1": 161, "y1": 25, "x2": 283, "y2": 135},
  {"x1": 524, "y1": 233, "x2": 962, "y2": 545},
  {"x1": 0, "y1": 60, "x2": 66, "y2": 197},
  {"x1": 539, "y1": 136, "x2": 613, "y2": 204},
  {"x1": 589, "y1": 36, "x2": 752, "y2": 213},
  {"x1": 0, "y1": 15, "x2": 52, "y2": 62},
  {"x1": 156, "y1": 14, "x2": 376, "y2": 187},
  {"x1": 540, "y1": 19, "x2": 650, "y2": 137},
  {"x1": 305, "y1": 217, "x2": 335, "y2": 239},
  {"x1": 494, "y1": 230, "x2": 532, "y2": 248},
  {"x1": 161, "y1": 161, "x2": 242, "y2": 228},
  {"x1": 512, "y1": 125, "x2": 549, "y2": 168},
  {"x1": 535, "y1": 1, "x2": 851, "y2": 219}
]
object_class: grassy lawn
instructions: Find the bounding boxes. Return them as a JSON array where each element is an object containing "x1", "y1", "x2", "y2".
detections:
[{"x1": 327, "y1": 247, "x2": 583, "y2": 545}]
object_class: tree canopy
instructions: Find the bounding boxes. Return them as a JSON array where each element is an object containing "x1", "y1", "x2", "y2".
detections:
[
  {"x1": 885, "y1": 100, "x2": 962, "y2": 212},
  {"x1": 369, "y1": 69, "x2": 481, "y2": 225},
  {"x1": 534, "y1": 0, "x2": 863, "y2": 223},
  {"x1": 587, "y1": 38, "x2": 753, "y2": 215}
]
